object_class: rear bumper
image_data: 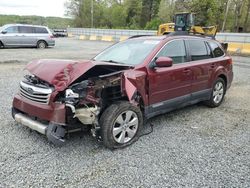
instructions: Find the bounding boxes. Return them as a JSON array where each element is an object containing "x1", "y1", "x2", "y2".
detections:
[
  {"x1": 47, "y1": 40, "x2": 55, "y2": 47},
  {"x1": 13, "y1": 94, "x2": 66, "y2": 124}
]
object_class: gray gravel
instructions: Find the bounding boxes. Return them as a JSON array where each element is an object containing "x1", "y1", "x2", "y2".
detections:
[
  {"x1": 0, "y1": 37, "x2": 113, "y2": 63},
  {"x1": 0, "y1": 39, "x2": 250, "y2": 187}
]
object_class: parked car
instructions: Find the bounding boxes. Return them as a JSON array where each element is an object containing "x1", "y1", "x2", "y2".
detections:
[
  {"x1": 52, "y1": 29, "x2": 68, "y2": 37},
  {"x1": 12, "y1": 35, "x2": 233, "y2": 149},
  {"x1": 0, "y1": 24, "x2": 55, "y2": 49}
]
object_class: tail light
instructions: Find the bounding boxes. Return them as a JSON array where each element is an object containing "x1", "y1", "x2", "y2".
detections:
[
  {"x1": 49, "y1": 35, "x2": 54, "y2": 39},
  {"x1": 228, "y1": 58, "x2": 233, "y2": 64}
]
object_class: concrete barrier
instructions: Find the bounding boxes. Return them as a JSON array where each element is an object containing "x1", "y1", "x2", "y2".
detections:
[{"x1": 101, "y1": 35, "x2": 114, "y2": 42}]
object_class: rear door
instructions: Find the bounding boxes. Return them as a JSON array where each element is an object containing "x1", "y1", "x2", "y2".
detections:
[
  {"x1": 147, "y1": 39, "x2": 193, "y2": 114},
  {"x1": 185, "y1": 39, "x2": 217, "y2": 101},
  {"x1": 18, "y1": 26, "x2": 36, "y2": 46}
]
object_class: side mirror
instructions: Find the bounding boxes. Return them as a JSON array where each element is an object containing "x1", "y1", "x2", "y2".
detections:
[
  {"x1": 1, "y1": 31, "x2": 7, "y2": 34},
  {"x1": 154, "y1": 57, "x2": 173, "y2": 68}
]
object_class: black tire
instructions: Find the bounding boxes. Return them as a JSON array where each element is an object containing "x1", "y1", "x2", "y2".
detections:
[
  {"x1": 100, "y1": 101, "x2": 143, "y2": 149},
  {"x1": 205, "y1": 77, "x2": 226, "y2": 108},
  {"x1": 0, "y1": 41, "x2": 4, "y2": 49},
  {"x1": 37, "y1": 41, "x2": 47, "y2": 49}
]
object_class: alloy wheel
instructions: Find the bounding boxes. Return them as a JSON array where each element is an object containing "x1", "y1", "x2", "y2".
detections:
[
  {"x1": 213, "y1": 82, "x2": 224, "y2": 104},
  {"x1": 112, "y1": 110, "x2": 139, "y2": 144}
]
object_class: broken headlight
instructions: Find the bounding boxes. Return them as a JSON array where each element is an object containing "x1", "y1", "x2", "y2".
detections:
[
  {"x1": 64, "y1": 80, "x2": 89, "y2": 104},
  {"x1": 65, "y1": 89, "x2": 79, "y2": 99}
]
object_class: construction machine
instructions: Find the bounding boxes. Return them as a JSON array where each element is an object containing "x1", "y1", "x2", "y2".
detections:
[{"x1": 158, "y1": 12, "x2": 217, "y2": 37}]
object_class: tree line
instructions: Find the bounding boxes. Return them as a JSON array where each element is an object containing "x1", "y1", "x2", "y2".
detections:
[
  {"x1": 0, "y1": 15, "x2": 72, "y2": 29},
  {"x1": 65, "y1": 0, "x2": 250, "y2": 32}
]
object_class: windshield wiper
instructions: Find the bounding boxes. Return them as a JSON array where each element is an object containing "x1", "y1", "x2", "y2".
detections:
[{"x1": 103, "y1": 60, "x2": 125, "y2": 64}]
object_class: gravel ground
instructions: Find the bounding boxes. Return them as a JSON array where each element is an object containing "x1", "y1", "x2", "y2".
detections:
[
  {"x1": 0, "y1": 38, "x2": 112, "y2": 63},
  {"x1": 0, "y1": 39, "x2": 250, "y2": 187}
]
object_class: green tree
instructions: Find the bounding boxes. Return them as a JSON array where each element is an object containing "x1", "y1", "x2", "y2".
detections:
[
  {"x1": 140, "y1": 0, "x2": 161, "y2": 28},
  {"x1": 158, "y1": 0, "x2": 175, "y2": 23},
  {"x1": 191, "y1": 0, "x2": 220, "y2": 26},
  {"x1": 124, "y1": 0, "x2": 142, "y2": 28}
]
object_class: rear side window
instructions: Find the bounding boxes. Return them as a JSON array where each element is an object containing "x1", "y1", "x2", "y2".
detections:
[
  {"x1": 19, "y1": 26, "x2": 34, "y2": 33},
  {"x1": 5, "y1": 26, "x2": 18, "y2": 33},
  {"x1": 208, "y1": 41, "x2": 224, "y2": 57},
  {"x1": 35, "y1": 27, "x2": 48, "y2": 33},
  {"x1": 157, "y1": 40, "x2": 187, "y2": 64},
  {"x1": 187, "y1": 40, "x2": 210, "y2": 61}
]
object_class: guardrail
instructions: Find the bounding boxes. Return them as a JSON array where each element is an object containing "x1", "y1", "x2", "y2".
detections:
[
  {"x1": 67, "y1": 28, "x2": 156, "y2": 38},
  {"x1": 67, "y1": 28, "x2": 250, "y2": 54}
]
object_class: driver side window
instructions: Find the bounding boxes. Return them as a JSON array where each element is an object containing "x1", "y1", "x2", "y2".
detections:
[
  {"x1": 5, "y1": 26, "x2": 19, "y2": 34},
  {"x1": 157, "y1": 40, "x2": 187, "y2": 64}
]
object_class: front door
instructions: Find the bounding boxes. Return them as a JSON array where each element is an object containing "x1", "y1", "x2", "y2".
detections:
[
  {"x1": 1, "y1": 26, "x2": 20, "y2": 46},
  {"x1": 147, "y1": 39, "x2": 193, "y2": 116}
]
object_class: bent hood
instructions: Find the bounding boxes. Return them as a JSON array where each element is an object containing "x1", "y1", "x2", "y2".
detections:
[{"x1": 26, "y1": 59, "x2": 130, "y2": 91}]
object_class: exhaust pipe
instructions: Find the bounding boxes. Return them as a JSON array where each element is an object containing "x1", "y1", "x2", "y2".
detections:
[{"x1": 14, "y1": 113, "x2": 47, "y2": 135}]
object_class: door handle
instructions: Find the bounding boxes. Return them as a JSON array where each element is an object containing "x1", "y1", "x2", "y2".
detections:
[
  {"x1": 210, "y1": 63, "x2": 216, "y2": 68},
  {"x1": 183, "y1": 68, "x2": 191, "y2": 74}
]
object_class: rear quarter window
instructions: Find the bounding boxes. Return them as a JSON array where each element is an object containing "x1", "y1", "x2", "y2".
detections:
[
  {"x1": 187, "y1": 40, "x2": 211, "y2": 61},
  {"x1": 35, "y1": 27, "x2": 48, "y2": 34},
  {"x1": 208, "y1": 41, "x2": 225, "y2": 57}
]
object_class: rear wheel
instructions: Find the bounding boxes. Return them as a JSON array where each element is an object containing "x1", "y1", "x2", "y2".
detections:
[
  {"x1": 205, "y1": 78, "x2": 226, "y2": 107},
  {"x1": 0, "y1": 41, "x2": 4, "y2": 48},
  {"x1": 37, "y1": 41, "x2": 47, "y2": 49},
  {"x1": 100, "y1": 101, "x2": 143, "y2": 149}
]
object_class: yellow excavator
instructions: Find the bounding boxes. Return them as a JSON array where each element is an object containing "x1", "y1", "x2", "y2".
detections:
[{"x1": 157, "y1": 12, "x2": 217, "y2": 38}]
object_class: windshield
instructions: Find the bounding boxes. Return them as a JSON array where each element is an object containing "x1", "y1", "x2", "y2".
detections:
[
  {"x1": 94, "y1": 39, "x2": 160, "y2": 65},
  {"x1": 175, "y1": 14, "x2": 186, "y2": 27}
]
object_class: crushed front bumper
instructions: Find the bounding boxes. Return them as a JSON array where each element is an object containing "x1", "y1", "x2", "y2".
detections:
[
  {"x1": 13, "y1": 94, "x2": 66, "y2": 124},
  {"x1": 12, "y1": 109, "x2": 47, "y2": 135},
  {"x1": 12, "y1": 107, "x2": 66, "y2": 145}
]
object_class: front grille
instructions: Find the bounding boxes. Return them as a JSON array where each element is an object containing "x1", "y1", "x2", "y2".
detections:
[{"x1": 19, "y1": 81, "x2": 53, "y2": 104}]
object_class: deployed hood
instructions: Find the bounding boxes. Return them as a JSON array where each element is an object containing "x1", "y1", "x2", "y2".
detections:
[{"x1": 25, "y1": 59, "x2": 130, "y2": 91}]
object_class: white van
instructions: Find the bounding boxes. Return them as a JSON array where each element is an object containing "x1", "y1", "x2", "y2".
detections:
[{"x1": 0, "y1": 24, "x2": 55, "y2": 49}]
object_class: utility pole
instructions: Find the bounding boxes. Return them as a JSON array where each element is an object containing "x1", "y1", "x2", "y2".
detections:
[
  {"x1": 91, "y1": 0, "x2": 94, "y2": 28},
  {"x1": 222, "y1": 0, "x2": 230, "y2": 32}
]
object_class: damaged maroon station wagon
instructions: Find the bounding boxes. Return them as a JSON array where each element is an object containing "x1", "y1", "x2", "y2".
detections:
[{"x1": 12, "y1": 35, "x2": 233, "y2": 148}]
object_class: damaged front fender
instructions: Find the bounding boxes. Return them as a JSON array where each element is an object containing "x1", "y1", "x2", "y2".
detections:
[{"x1": 122, "y1": 70, "x2": 148, "y2": 105}]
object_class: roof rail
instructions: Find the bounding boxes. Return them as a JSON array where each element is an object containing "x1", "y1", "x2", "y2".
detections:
[
  {"x1": 128, "y1": 35, "x2": 154, "y2": 39},
  {"x1": 166, "y1": 31, "x2": 216, "y2": 39}
]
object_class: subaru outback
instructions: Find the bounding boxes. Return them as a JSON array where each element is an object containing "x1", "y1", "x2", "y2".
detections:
[{"x1": 12, "y1": 35, "x2": 233, "y2": 149}]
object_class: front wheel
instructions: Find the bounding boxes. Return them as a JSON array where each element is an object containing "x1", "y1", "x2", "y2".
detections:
[
  {"x1": 205, "y1": 78, "x2": 226, "y2": 107},
  {"x1": 100, "y1": 101, "x2": 143, "y2": 149}
]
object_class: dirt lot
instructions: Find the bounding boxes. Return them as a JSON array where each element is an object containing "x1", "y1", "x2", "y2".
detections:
[{"x1": 0, "y1": 38, "x2": 249, "y2": 187}]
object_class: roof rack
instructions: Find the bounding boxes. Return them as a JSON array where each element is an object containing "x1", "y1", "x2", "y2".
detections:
[
  {"x1": 128, "y1": 35, "x2": 154, "y2": 39},
  {"x1": 166, "y1": 31, "x2": 216, "y2": 39}
]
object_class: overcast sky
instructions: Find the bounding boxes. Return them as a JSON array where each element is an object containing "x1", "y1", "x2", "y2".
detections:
[{"x1": 0, "y1": 0, "x2": 67, "y2": 17}]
